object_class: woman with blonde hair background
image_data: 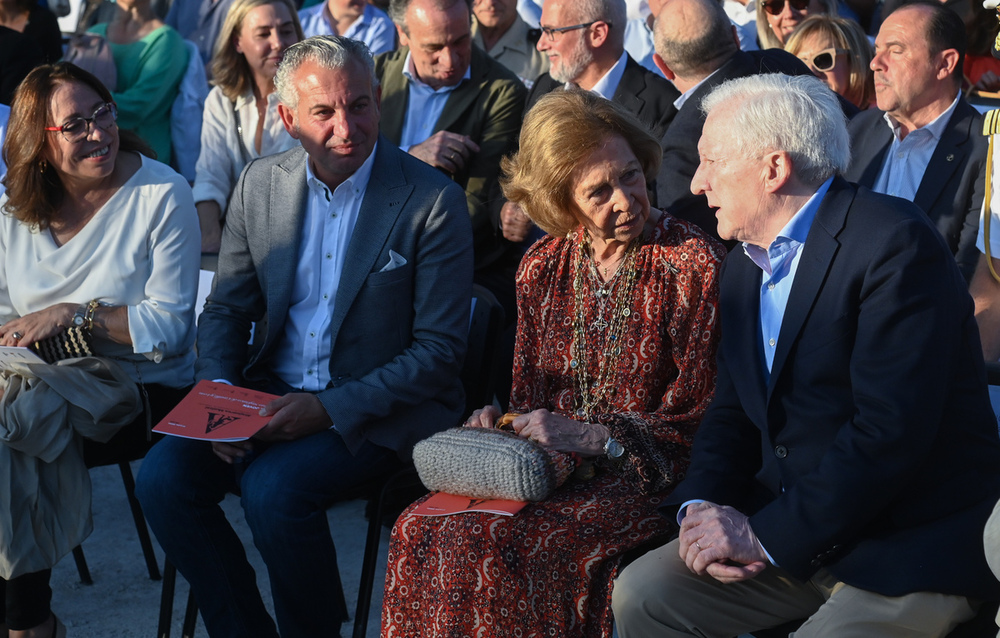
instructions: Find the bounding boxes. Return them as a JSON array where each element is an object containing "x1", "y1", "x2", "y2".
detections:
[
  {"x1": 755, "y1": 0, "x2": 835, "y2": 49},
  {"x1": 785, "y1": 15, "x2": 874, "y2": 110},
  {"x1": 193, "y1": 0, "x2": 303, "y2": 253}
]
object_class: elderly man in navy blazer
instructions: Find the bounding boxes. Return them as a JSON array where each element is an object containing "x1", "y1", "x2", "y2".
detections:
[
  {"x1": 612, "y1": 73, "x2": 1000, "y2": 636},
  {"x1": 845, "y1": 1, "x2": 987, "y2": 282},
  {"x1": 136, "y1": 36, "x2": 473, "y2": 638}
]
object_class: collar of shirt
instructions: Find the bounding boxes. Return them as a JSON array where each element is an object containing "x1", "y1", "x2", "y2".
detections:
[
  {"x1": 744, "y1": 175, "x2": 833, "y2": 274},
  {"x1": 399, "y1": 51, "x2": 470, "y2": 149},
  {"x1": 882, "y1": 91, "x2": 960, "y2": 144},
  {"x1": 673, "y1": 67, "x2": 721, "y2": 111},
  {"x1": 746, "y1": 175, "x2": 833, "y2": 375},
  {"x1": 568, "y1": 50, "x2": 628, "y2": 99},
  {"x1": 305, "y1": 139, "x2": 378, "y2": 202},
  {"x1": 402, "y1": 50, "x2": 472, "y2": 91}
]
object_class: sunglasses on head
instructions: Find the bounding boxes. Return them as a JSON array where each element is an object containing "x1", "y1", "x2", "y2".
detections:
[
  {"x1": 798, "y1": 47, "x2": 849, "y2": 71},
  {"x1": 762, "y1": 0, "x2": 809, "y2": 15}
]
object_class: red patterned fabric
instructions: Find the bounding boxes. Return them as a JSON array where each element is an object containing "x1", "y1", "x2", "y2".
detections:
[{"x1": 381, "y1": 214, "x2": 724, "y2": 638}]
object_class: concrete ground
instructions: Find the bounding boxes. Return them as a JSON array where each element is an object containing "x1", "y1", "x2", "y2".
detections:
[{"x1": 48, "y1": 461, "x2": 388, "y2": 637}]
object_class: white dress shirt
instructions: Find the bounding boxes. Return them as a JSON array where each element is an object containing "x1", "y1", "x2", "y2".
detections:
[
  {"x1": 192, "y1": 87, "x2": 300, "y2": 212},
  {"x1": 270, "y1": 143, "x2": 378, "y2": 392}
]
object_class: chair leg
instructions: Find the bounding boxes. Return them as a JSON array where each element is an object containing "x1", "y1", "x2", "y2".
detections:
[
  {"x1": 353, "y1": 481, "x2": 391, "y2": 638},
  {"x1": 71, "y1": 545, "x2": 93, "y2": 585},
  {"x1": 181, "y1": 589, "x2": 199, "y2": 638},
  {"x1": 118, "y1": 461, "x2": 162, "y2": 580},
  {"x1": 158, "y1": 560, "x2": 177, "y2": 638}
]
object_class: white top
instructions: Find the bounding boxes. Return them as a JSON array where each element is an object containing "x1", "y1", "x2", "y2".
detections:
[
  {"x1": 191, "y1": 86, "x2": 300, "y2": 212},
  {"x1": 270, "y1": 143, "x2": 378, "y2": 391},
  {"x1": 0, "y1": 155, "x2": 200, "y2": 387}
]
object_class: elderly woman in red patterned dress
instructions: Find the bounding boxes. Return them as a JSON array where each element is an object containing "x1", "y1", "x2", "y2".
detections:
[{"x1": 381, "y1": 89, "x2": 726, "y2": 638}]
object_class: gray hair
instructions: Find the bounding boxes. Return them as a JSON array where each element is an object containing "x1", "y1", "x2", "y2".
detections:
[
  {"x1": 701, "y1": 74, "x2": 849, "y2": 186},
  {"x1": 389, "y1": 0, "x2": 470, "y2": 35},
  {"x1": 274, "y1": 35, "x2": 380, "y2": 109},
  {"x1": 575, "y1": 0, "x2": 626, "y2": 43}
]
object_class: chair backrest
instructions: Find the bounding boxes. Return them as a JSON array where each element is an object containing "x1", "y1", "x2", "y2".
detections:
[
  {"x1": 460, "y1": 284, "x2": 505, "y2": 419},
  {"x1": 171, "y1": 39, "x2": 209, "y2": 183}
]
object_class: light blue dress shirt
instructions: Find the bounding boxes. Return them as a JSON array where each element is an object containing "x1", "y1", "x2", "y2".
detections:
[
  {"x1": 624, "y1": 18, "x2": 665, "y2": 78},
  {"x1": 298, "y1": 2, "x2": 396, "y2": 55},
  {"x1": 743, "y1": 176, "x2": 833, "y2": 378},
  {"x1": 872, "y1": 93, "x2": 960, "y2": 202},
  {"x1": 398, "y1": 52, "x2": 470, "y2": 150}
]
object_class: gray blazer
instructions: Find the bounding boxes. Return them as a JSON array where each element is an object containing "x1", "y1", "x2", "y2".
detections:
[{"x1": 196, "y1": 139, "x2": 474, "y2": 460}]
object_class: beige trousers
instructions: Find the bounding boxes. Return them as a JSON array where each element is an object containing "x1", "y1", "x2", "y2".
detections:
[{"x1": 612, "y1": 538, "x2": 978, "y2": 637}]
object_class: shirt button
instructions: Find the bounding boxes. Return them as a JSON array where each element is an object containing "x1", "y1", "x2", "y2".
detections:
[
  {"x1": 309, "y1": 332, "x2": 315, "y2": 337},
  {"x1": 323, "y1": 294, "x2": 329, "y2": 300},
  {"x1": 896, "y1": 152, "x2": 904, "y2": 159},
  {"x1": 774, "y1": 445, "x2": 788, "y2": 459},
  {"x1": 768, "y1": 338, "x2": 776, "y2": 347},
  {"x1": 331, "y1": 213, "x2": 337, "y2": 218},
  {"x1": 326, "y1": 253, "x2": 332, "y2": 259},
  {"x1": 767, "y1": 283, "x2": 775, "y2": 290},
  {"x1": 307, "y1": 369, "x2": 313, "y2": 375}
]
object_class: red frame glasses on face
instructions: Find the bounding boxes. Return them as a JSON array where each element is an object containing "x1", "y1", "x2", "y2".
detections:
[
  {"x1": 762, "y1": 0, "x2": 810, "y2": 15},
  {"x1": 44, "y1": 102, "x2": 118, "y2": 143}
]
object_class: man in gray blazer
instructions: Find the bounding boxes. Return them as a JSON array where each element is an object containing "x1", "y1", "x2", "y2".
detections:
[{"x1": 136, "y1": 36, "x2": 473, "y2": 638}]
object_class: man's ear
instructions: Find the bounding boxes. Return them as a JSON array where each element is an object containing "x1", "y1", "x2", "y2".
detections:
[
  {"x1": 397, "y1": 25, "x2": 410, "y2": 48},
  {"x1": 762, "y1": 150, "x2": 793, "y2": 193},
  {"x1": 278, "y1": 102, "x2": 299, "y2": 139},
  {"x1": 936, "y1": 48, "x2": 960, "y2": 82},
  {"x1": 588, "y1": 20, "x2": 611, "y2": 48},
  {"x1": 653, "y1": 52, "x2": 675, "y2": 80}
]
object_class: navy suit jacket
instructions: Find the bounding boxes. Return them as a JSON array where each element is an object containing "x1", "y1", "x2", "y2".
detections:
[
  {"x1": 845, "y1": 98, "x2": 987, "y2": 282},
  {"x1": 666, "y1": 177, "x2": 1000, "y2": 599},
  {"x1": 196, "y1": 140, "x2": 474, "y2": 460},
  {"x1": 525, "y1": 54, "x2": 680, "y2": 139},
  {"x1": 656, "y1": 49, "x2": 814, "y2": 239}
]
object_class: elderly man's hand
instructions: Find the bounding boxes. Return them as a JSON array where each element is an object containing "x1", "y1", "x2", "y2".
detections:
[
  {"x1": 409, "y1": 131, "x2": 480, "y2": 174},
  {"x1": 678, "y1": 501, "x2": 769, "y2": 584},
  {"x1": 500, "y1": 201, "x2": 534, "y2": 243}
]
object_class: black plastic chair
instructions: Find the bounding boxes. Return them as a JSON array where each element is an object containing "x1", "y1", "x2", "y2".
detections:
[{"x1": 156, "y1": 285, "x2": 507, "y2": 638}]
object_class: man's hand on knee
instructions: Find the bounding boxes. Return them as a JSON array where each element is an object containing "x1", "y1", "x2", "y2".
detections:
[
  {"x1": 678, "y1": 502, "x2": 768, "y2": 583},
  {"x1": 255, "y1": 393, "x2": 334, "y2": 442}
]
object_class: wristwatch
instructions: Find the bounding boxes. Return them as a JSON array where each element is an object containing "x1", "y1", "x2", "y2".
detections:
[
  {"x1": 72, "y1": 303, "x2": 88, "y2": 328},
  {"x1": 604, "y1": 436, "x2": 625, "y2": 459}
]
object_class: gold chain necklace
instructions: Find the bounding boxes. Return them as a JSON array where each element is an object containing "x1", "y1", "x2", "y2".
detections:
[{"x1": 570, "y1": 232, "x2": 641, "y2": 420}]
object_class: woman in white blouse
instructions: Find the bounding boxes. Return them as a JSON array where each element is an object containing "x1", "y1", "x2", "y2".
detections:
[
  {"x1": 195, "y1": 0, "x2": 303, "y2": 253},
  {"x1": 0, "y1": 62, "x2": 199, "y2": 637}
]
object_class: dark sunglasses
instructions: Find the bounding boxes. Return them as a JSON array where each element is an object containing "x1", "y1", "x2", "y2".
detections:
[
  {"x1": 798, "y1": 47, "x2": 848, "y2": 71},
  {"x1": 762, "y1": 0, "x2": 810, "y2": 15}
]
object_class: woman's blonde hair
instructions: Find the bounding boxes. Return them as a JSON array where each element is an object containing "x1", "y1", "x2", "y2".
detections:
[
  {"x1": 755, "y1": 0, "x2": 836, "y2": 50},
  {"x1": 211, "y1": 0, "x2": 304, "y2": 101},
  {"x1": 501, "y1": 90, "x2": 661, "y2": 238},
  {"x1": 785, "y1": 15, "x2": 875, "y2": 109}
]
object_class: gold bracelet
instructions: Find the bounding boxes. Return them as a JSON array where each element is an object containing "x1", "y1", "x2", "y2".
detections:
[{"x1": 85, "y1": 299, "x2": 100, "y2": 331}]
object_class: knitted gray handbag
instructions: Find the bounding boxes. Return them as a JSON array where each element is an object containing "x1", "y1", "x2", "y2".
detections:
[{"x1": 412, "y1": 427, "x2": 577, "y2": 502}]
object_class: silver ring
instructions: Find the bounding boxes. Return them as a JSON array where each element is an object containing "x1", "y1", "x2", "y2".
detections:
[
  {"x1": 450, "y1": 152, "x2": 456, "y2": 161},
  {"x1": 695, "y1": 541, "x2": 702, "y2": 550},
  {"x1": 12, "y1": 331, "x2": 23, "y2": 340}
]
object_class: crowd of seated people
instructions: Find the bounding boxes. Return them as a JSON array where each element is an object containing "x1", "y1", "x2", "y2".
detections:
[{"x1": 2, "y1": 0, "x2": 1000, "y2": 636}]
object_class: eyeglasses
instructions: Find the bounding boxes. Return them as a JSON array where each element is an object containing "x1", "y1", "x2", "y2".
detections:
[
  {"x1": 761, "y1": 0, "x2": 810, "y2": 15},
  {"x1": 798, "y1": 47, "x2": 848, "y2": 71},
  {"x1": 539, "y1": 21, "x2": 608, "y2": 42},
  {"x1": 44, "y1": 103, "x2": 118, "y2": 142}
]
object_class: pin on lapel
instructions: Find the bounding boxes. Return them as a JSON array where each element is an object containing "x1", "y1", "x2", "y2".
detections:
[{"x1": 946, "y1": 154, "x2": 955, "y2": 162}]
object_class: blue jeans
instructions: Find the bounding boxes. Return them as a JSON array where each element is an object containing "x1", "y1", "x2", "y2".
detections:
[{"x1": 136, "y1": 431, "x2": 400, "y2": 638}]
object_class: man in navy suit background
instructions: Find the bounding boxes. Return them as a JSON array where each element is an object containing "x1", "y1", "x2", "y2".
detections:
[
  {"x1": 136, "y1": 36, "x2": 473, "y2": 638},
  {"x1": 612, "y1": 73, "x2": 1000, "y2": 636}
]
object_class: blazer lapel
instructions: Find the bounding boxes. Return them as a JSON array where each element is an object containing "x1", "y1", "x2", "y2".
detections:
[
  {"x1": 857, "y1": 120, "x2": 892, "y2": 188},
  {"x1": 766, "y1": 178, "x2": 852, "y2": 402},
  {"x1": 724, "y1": 253, "x2": 770, "y2": 426},
  {"x1": 612, "y1": 58, "x2": 645, "y2": 121},
  {"x1": 328, "y1": 138, "x2": 413, "y2": 348},
  {"x1": 913, "y1": 101, "x2": 972, "y2": 215},
  {"x1": 266, "y1": 150, "x2": 309, "y2": 341},
  {"x1": 434, "y1": 47, "x2": 490, "y2": 133}
]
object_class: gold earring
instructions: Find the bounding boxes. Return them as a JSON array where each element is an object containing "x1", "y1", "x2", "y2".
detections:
[{"x1": 39, "y1": 159, "x2": 48, "y2": 173}]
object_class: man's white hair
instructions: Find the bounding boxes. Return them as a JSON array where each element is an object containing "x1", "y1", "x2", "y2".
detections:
[{"x1": 701, "y1": 74, "x2": 850, "y2": 186}]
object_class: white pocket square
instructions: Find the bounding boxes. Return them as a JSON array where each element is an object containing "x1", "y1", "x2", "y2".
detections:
[{"x1": 379, "y1": 250, "x2": 408, "y2": 273}]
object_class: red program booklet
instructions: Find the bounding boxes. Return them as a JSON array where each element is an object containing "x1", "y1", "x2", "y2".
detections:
[
  {"x1": 409, "y1": 491, "x2": 527, "y2": 517},
  {"x1": 153, "y1": 380, "x2": 277, "y2": 441}
]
